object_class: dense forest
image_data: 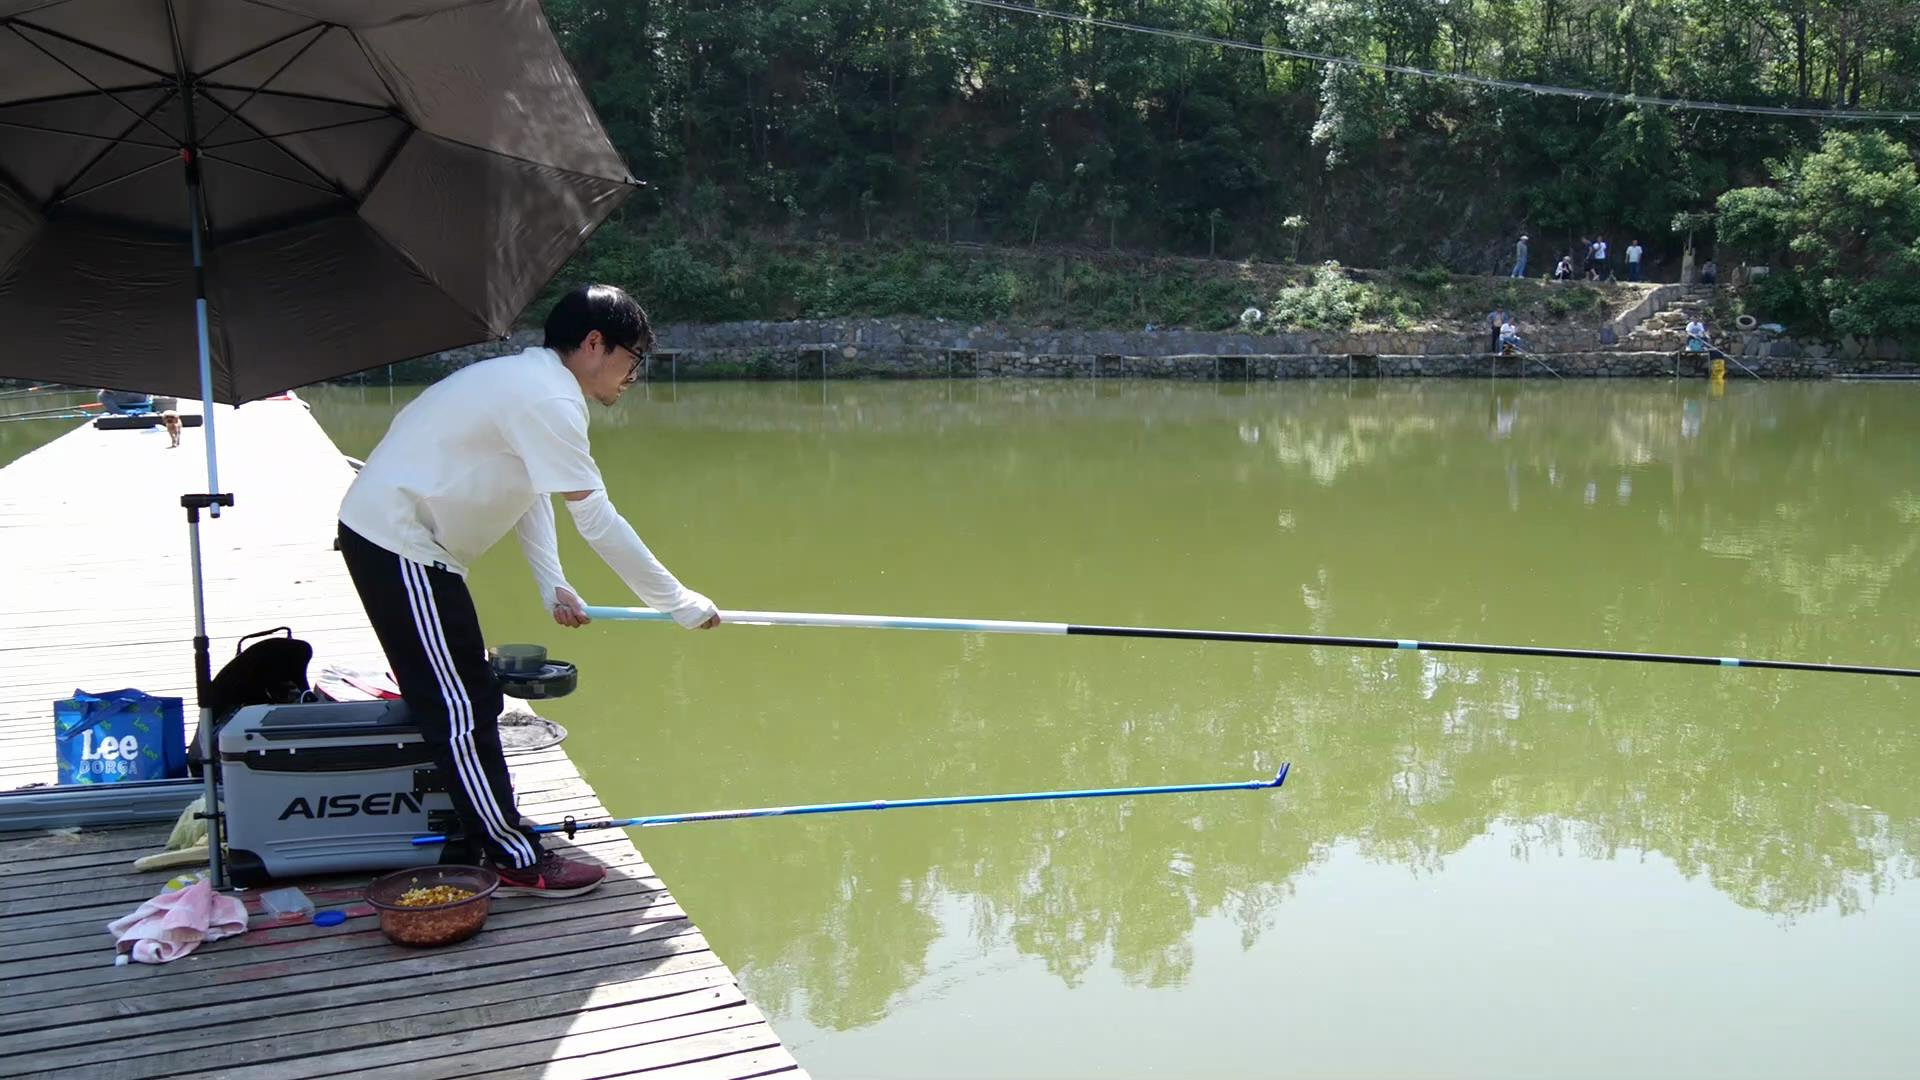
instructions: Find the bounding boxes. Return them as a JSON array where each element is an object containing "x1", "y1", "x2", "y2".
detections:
[{"x1": 540, "y1": 0, "x2": 1920, "y2": 338}]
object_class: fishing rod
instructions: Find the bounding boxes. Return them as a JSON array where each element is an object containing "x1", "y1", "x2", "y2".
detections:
[
  {"x1": 583, "y1": 606, "x2": 1920, "y2": 680},
  {"x1": 0, "y1": 401, "x2": 100, "y2": 420},
  {"x1": 1498, "y1": 342, "x2": 1562, "y2": 379},
  {"x1": 0, "y1": 410, "x2": 91, "y2": 425},
  {"x1": 412, "y1": 764, "x2": 1290, "y2": 846},
  {"x1": 1694, "y1": 339, "x2": 1765, "y2": 381}
]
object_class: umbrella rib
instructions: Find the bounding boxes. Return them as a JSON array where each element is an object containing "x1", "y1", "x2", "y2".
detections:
[
  {"x1": 194, "y1": 90, "x2": 348, "y2": 195},
  {"x1": 5, "y1": 17, "x2": 176, "y2": 81},
  {"x1": 202, "y1": 112, "x2": 399, "y2": 149},
  {"x1": 426, "y1": 131, "x2": 638, "y2": 188},
  {"x1": 358, "y1": 209, "x2": 498, "y2": 335},
  {"x1": 196, "y1": 81, "x2": 397, "y2": 113},
  {"x1": 197, "y1": 151, "x2": 342, "y2": 197},
  {"x1": 196, "y1": 24, "x2": 331, "y2": 146},
  {"x1": 197, "y1": 20, "x2": 328, "y2": 81},
  {"x1": 2, "y1": 24, "x2": 180, "y2": 149},
  {"x1": 44, "y1": 85, "x2": 180, "y2": 210},
  {"x1": 47, "y1": 153, "x2": 178, "y2": 208},
  {"x1": 0, "y1": 83, "x2": 170, "y2": 110},
  {"x1": 344, "y1": 25, "x2": 406, "y2": 113},
  {"x1": 350, "y1": 124, "x2": 412, "y2": 202},
  {"x1": 236, "y1": 0, "x2": 500, "y2": 32},
  {"x1": 0, "y1": 117, "x2": 173, "y2": 149}
]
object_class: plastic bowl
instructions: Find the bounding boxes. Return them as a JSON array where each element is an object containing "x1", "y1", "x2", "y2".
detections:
[{"x1": 364, "y1": 865, "x2": 499, "y2": 947}]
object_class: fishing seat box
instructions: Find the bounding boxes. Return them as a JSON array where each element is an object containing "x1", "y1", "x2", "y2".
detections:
[{"x1": 218, "y1": 700, "x2": 463, "y2": 886}]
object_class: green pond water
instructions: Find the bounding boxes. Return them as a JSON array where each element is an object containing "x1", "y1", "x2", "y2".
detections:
[{"x1": 275, "y1": 380, "x2": 1920, "y2": 1076}]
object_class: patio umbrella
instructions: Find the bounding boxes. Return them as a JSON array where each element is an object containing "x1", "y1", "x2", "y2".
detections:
[{"x1": 0, "y1": 0, "x2": 635, "y2": 884}]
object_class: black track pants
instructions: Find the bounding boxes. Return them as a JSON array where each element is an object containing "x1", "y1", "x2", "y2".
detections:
[{"x1": 337, "y1": 523, "x2": 540, "y2": 869}]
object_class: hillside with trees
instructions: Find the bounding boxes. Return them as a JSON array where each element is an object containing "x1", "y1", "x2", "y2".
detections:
[{"x1": 539, "y1": 0, "x2": 1920, "y2": 340}]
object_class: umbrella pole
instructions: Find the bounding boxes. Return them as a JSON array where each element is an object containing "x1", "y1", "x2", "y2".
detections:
[
  {"x1": 180, "y1": 150, "x2": 232, "y2": 889},
  {"x1": 183, "y1": 494, "x2": 232, "y2": 890},
  {"x1": 185, "y1": 151, "x2": 222, "y2": 507}
]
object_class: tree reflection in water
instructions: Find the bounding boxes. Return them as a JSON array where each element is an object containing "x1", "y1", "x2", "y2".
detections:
[{"x1": 306, "y1": 379, "x2": 1920, "y2": 1037}]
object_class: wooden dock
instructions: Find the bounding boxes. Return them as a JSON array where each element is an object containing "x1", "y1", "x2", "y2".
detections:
[{"x1": 0, "y1": 398, "x2": 806, "y2": 1079}]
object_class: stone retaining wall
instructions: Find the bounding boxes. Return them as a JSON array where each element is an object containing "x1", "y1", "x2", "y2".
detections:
[{"x1": 382, "y1": 318, "x2": 1913, "y2": 383}]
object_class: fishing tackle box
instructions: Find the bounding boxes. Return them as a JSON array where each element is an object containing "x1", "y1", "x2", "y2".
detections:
[
  {"x1": 219, "y1": 646, "x2": 576, "y2": 885},
  {"x1": 219, "y1": 698, "x2": 459, "y2": 885}
]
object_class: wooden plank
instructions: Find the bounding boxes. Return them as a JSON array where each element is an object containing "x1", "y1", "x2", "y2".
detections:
[
  {"x1": 20, "y1": 964, "x2": 745, "y2": 1080},
  {"x1": 610, "y1": 1050, "x2": 804, "y2": 1080},
  {"x1": 0, "y1": 829, "x2": 638, "y2": 942},
  {"x1": 0, "y1": 870, "x2": 673, "y2": 977},
  {"x1": 0, "y1": 921, "x2": 706, "y2": 1031},
  {"x1": 0, "y1": 838, "x2": 645, "y2": 931},
  {"x1": 2, "y1": 873, "x2": 680, "y2": 991},
  {"x1": 0, "y1": 827, "x2": 168, "y2": 871},
  {"x1": 0, "y1": 941, "x2": 731, "y2": 1061},
  {"x1": 0, "y1": 937, "x2": 722, "y2": 1060},
  {"x1": 446, "y1": 1024, "x2": 789, "y2": 1080},
  {"x1": 209, "y1": 1004, "x2": 777, "y2": 1080}
]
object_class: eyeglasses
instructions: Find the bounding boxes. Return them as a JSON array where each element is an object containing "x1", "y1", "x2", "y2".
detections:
[{"x1": 613, "y1": 342, "x2": 645, "y2": 383}]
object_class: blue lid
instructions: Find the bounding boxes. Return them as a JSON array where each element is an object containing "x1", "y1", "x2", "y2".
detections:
[{"x1": 312, "y1": 910, "x2": 347, "y2": 927}]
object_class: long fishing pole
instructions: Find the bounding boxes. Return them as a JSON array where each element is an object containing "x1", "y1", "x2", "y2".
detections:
[
  {"x1": 1, "y1": 401, "x2": 99, "y2": 420},
  {"x1": 412, "y1": 764, "x2": 1290, "y2": 846},
  {"x1": 0, "y1": 411, "x2": 90, "y2": 425},
  {"x1": 1697, "y1": 339, "x2": 1764, "y2": 381},
  {"x1": 582, "y1": 606, "x2": 1920, "y2": 680}
]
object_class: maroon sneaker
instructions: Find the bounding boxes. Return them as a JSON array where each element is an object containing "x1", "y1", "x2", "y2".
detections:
[{"x1": 494, "y1": 850, "x2": 605, "y2": 898}]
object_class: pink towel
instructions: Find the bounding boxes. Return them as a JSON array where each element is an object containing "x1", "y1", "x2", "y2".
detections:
[{"x1": 106, "y1": 878, "x2": 249, "y2": 964}]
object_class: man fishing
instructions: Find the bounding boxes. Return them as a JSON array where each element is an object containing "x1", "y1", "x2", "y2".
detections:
[{"x1": 336, "y1": 284, "x2": 720, "y2": 897}]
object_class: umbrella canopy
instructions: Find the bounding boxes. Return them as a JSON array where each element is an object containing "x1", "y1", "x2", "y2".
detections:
[{"x1": 0, "y1": 0, "x2": 634, "y2": 403}]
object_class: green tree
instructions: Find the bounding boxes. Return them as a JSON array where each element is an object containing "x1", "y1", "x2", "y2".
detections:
[
  {"x1": 535, "y1": 0, "x2": 1920, "y2": 296},
  {"x1": 1718, "y1": 130, "x2": 1920, "y2": 339}
]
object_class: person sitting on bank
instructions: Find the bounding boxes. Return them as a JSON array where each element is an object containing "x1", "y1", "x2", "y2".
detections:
[
  {"x1": 336, "y1": 284, "x2": 721, "y2": 898},
  {"x1": 1499, "y1": 319, "x2": 1525, "y2": 353},
  {"x1": 1685, "y1": 317, "x2": 1711, "y2": 352}
]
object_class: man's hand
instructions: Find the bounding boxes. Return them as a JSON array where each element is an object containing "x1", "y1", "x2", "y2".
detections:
[
  {"x1": 696, "y1": 611, "x2": 722, "y2": 630},
  {"x1": 552, "y1": 587, "x2": 590, "y2": 629}
]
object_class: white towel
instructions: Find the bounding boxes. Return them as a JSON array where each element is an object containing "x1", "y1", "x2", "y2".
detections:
[{"x1": 106, "y1": 878, "x2": 248, "y2": 964}]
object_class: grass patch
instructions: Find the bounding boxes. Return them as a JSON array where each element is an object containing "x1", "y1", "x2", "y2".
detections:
[{"x1": 534, "y1": 227, "x2": 1647, "y2": 335}]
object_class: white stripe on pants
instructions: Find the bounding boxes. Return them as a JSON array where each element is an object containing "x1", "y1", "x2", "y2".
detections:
[{"x1": 398, "y1": 558, "x2": 538, "y2": 867}]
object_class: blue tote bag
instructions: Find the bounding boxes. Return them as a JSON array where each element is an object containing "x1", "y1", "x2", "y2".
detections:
[{"x1": 54, "y1": 689, "x2": 188, "y2": 784}]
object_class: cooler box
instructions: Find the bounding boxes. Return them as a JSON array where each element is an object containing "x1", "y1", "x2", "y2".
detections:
[{"x1": 219, "y1": 700, "x2": 460, "y2": 885}]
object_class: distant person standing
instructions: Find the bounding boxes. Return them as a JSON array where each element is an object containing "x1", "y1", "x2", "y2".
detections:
[
  {"x1": 1589, "y1": 237, "x2": 1610, "y2": 280},
  {"x1": 1700, "y1": 260, "x2": 1718, "y2": 286},
  {"x1": 1625, "y1": 240, "x2": 1644, "y2": 281},
  {"x1": 1512, "y1": 234, "x2": 1529, "y2": 278},
  {"x1": 1488, "y1": 307, "x2": 1507, "y2": 353}
]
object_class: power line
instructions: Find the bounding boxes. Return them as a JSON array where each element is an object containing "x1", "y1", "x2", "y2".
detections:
[{"x1": 957, "y1": 0, "x2": 1919, "y2": 124}]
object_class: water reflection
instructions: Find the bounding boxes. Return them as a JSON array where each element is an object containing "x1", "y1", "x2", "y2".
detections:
[{"x1": 305, "y1": 380, "x2": 1920, "y2": 1064}]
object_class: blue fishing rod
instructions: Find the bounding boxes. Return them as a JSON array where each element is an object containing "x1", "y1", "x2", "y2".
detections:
[
  {"x1": 582, "y1": 606, "x2": 1920, "y2": 680},
  {"x1": 412, "y1": 764, "x2": 1290, "y2": 846}
]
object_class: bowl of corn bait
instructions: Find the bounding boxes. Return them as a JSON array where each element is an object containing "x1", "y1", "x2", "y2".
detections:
[{"x1": 365, "y1": 865, "x2": 500, "y2": 947}]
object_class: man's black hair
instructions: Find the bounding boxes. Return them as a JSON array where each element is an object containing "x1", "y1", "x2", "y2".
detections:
[{"x1": 543, "y1": 284, "x2": 654, "y2": 355}]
